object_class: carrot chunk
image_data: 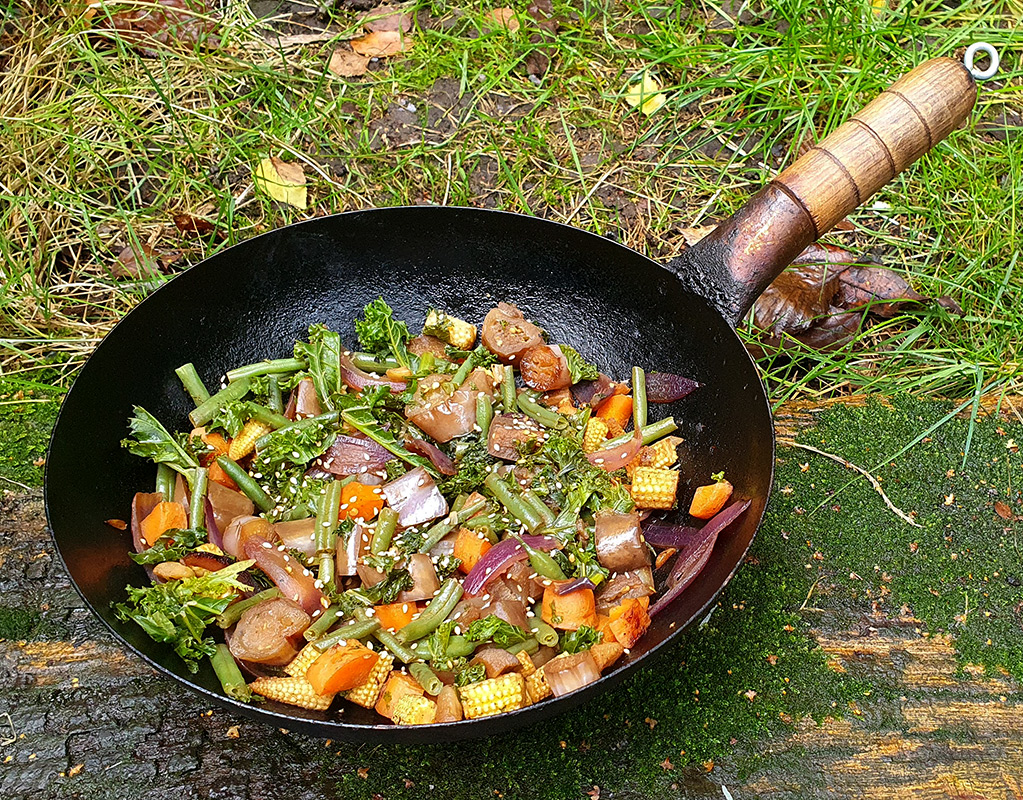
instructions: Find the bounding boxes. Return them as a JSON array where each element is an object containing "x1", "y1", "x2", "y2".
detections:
[
  {"x1": 375, "y1": 671, "x2": 425, "y2": 720},
  {"x1": 689, "y1": 478, "x2": 733, "y2": 520},
  {"x1": 139, "y1": 501, "x2": 188, "y2": 547},
  {"x1": 306, "y1": 639, "x2": 378, "y2": 695},
  {"x1": 339, "y1": 481, "x2": 385, "y2": 521},
  {"x1": 542, "y1": 583, "x2": 597, "y2": 631},
  {"x1": 373, "y1": 601, "x2": 418, "y2": 632},
  {"x1": 453, "y1": 527, "x2": 492, "y2": 574},
  {"x1": 595, "y1": 394, "x2": 633, "y2": 429}
]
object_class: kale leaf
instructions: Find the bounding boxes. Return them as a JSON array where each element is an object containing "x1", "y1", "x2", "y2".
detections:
[
  {"x1": 558, "y1": 625, "x2": 601, "y2": 654},
  {"x1": 113, "y1": 560, "x2": 253, "y2": 672},
  {"x1": 294, "y1": 323, "x2": 344, "y2": 411},
  {"x1": 355, "y1": 298, "x2": 413, "y2": 369},
  {"x1": 559, "y1": 344, "x2": 599, "y2": 383},
  {"x1": 466, "y1": 615, "x2": 530, "y2": 648},
  {"x1": 122, "y1": 406, "x2": 199, "y2": 477},
  {"x1": 437, "y1": 437, "x2": 497, "y2": 499},
  {"x1": 129, "y1": 527, "x2": 209, "y2": 565}
]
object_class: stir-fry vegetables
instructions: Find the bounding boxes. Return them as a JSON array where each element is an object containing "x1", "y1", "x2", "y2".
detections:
[{"x1": 118, "y1": 299, "x2": 749, "y2": 724}]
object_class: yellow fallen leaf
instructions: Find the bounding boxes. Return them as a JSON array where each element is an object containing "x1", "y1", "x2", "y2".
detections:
[
  {"x1": 485, "y1": 7, "x2": 520, "y2": 32},
  {"x1": 351, "y1": 29, "x2": 412, "y2": 57},
  {"x1": 328, "y1": 47, "x2": 370, "y2": 77},
  {"x1": 625, "y1": 74, "x2": 667, "y2": 116},
  {"x1": 254, "y1": 156, "x2": 307, "y2": 209}
]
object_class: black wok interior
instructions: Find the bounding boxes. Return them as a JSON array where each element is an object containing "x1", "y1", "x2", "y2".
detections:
[{"x1": 46, "y1": 207, "x2": 775, "y2": 742}]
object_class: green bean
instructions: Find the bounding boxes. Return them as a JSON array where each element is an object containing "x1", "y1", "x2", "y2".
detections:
[
  {"x1": 464, "y1": 513, "x2": 498, "y2": 530},
  {"x1": 215, "y1": 456, "x2": 273, "y2": 512},
  {"x1": 603, "y1": 417, "x2": 678, "y2": 449},
  {"x1": 451, "y1": 494, "x2": 468, "y2": 514},
  {"x1": 444, "y1": 635, "x2": 477, "y2": 659},
  {"x1": 513, "y1": 534, "x2": 566, "y2": 579},
  {"x1": 188, "y1": 467, "x2": 208, "y2": 529},
  {"x1": 373, "y1": 627, "x2": 419, "y2": 663},
  {"x1": 419, "y1": 498, "x2": 488, "y2": 553},
  {"x1": 396, "y1": 578, "x2": 464, "y2": 643},
  {"x1": 371, "y1": 506, "x2": 398, "y2": 554},
  {"x1": 517, "y1": 392, "x2": 569, "y2": 430},
  {"x1": 175, "y1": 363, "x2": 210, "y2": 406},
  {"x1": 265, "y1": 375, "x2": 283, "y2": 413},
  {"x1": 484, "y1": 473, "x2": 542, "y2": 532},
  {"x1": 501, "y1": 365, "x2": 517, "y2": 412},
  {"x1": 504, "y1": 636, "x2": 539, "y2": 656},
  {"x1": 254, "y1": 411, "x2": 340, "y2": 451},
  {"x1": 210, "y1": 644, "x2": 251, "y2": 702},
  {"x1": 155, "y1": 463, "x2": 176, "y2": 500},
  {"x1": 476, "y1": 394, "x2": 493, "y2": 439},
  {"x1": 315, "y1": 480, "x2": 343, "y2": 586},
  {"x1": 521, "y1": 490, "x2": 555, "y2": 527},
  {"x1": 528, "y1": 616, "x2": 559, "y2": 647},
  {"x1": 189, "y1": 378, "x2": 251, "y2": 427},
  {"x1": 303, "y1": 604, "x2": 341, "y2": 642},
  {"x1": 215, "y1": 587, "x2": 281, "y2": 628},
  {"x1": 226, "y1": 358, "x2": 306, "y2": 382},
  {"x1": 246, "y1": 404, "x2": 292, "y2": 430},
  {"x1": 632, "y1": 366, "x2": 647, "y2": 430},
  {"x1": 409, "y1": 662, "x2": 443, "y2": 696},
  {"x1": 449, "y1": 344, "x2": 487, "y2": 388},
  {"x1": 312, "y1": 618, "x2": 382, "y2": 652},
  {"x1": 350, "y1": 352, "x2": 401, "y2": 373}
]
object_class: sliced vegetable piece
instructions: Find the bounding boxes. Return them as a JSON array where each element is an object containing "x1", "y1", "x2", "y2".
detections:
[
  {"x1": 139, "y1": 501, "x2": 188, "y2": 548},
  {"x1": 306, "y1": 639, "x2": 378, "y2": 695},
  {"x1": 543, "y1": 651, "x2": 600, "y2": 697},
  {"x1": 689, "y1": 477, "x2": 734, "y2": 519},
  {"x1": 541, "y1": 583, "x2": 597, "y2": 631}
]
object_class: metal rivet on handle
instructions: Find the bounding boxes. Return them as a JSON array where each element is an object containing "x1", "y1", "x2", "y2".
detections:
[{"x1": 964, "y1": 42, "x2": 999, "y2": 80}]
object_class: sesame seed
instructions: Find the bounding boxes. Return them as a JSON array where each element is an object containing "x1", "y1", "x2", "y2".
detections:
[{"x1": 261, "y1": 541, "x2": 273, "y2": 549}]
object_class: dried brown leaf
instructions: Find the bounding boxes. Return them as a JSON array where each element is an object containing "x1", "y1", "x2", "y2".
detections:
[
  {"x1": 485, "y1": 7, "x2": 520, "y2": 32},
  {"x1": 351, "y1": 29, "x2": 412, "y2": 57},
  {"x1": 523, "y1": 0, "x2": 559, "y2": 80},
  {"x1": 328, "y1": 47, "x2": 370, "y2": 77},
  {"x1": 359, "y1": 3, "x2": 413, "y2": 32},
  {"x1": 995, "y1": 501, "x2": 1013, "y2": 520},
  {"x1": 173, "y1": 213, "x2": 215, "y2": 235},
  {"x1": 97, "y1": 0, "x2": 217, "y2": 57},
  {"x1": 113, "y1": 243, "x2": 160, "y2": 279}
]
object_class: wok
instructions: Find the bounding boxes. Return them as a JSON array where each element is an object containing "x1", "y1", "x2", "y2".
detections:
[{"x1": 46, "y1": 58, "x2": 976, "y2": 742}]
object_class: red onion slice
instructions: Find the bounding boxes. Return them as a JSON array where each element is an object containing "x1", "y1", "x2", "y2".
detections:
[
  {"x1": 648, "y1": 499, "x2": 751, "y2": 617},
  {"x1": 571, "y1": 373, "x2": 616, "y2": 407},
  {"x1": 204, "y1": 498, "x2": 223, "y2": 550},
  {"x1": 317, "y1": 434, "x2": 394, "y2": 476},
  {"x1": 406, "y1": 437, "x2": 457, "y2": 476},
  {"x1": 381, "y1": 466, "x2": 448, "y2": 528},
  {"x1": 645, "y1": 372, "x2": 701, "y2": 404},
  {"x1": 339, "y1": 351, "x2": 407, "y2": 393},
  {"x1": 643, "y1": 499, "x2": 752, "y2": 548},
  {"x1": 586, "y1": 429, "x2": 643, "y2": 472},
  {"x1": 462, "y1": 534, "x2": 560, "y2": 596},
  {"x1": 130, "y1": 491, "x2": 164, "y2": 553},
  {"x1": 555, "y1": 577, "x2": 596, "y2": 595},
  {"x1": 295, "y1": 377, "x2": 322, "y2": 418}
]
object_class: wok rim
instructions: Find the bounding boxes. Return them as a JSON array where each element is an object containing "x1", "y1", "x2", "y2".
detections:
[{"x1": 44, "y1": 205, "x2": 775, "y2": 742}]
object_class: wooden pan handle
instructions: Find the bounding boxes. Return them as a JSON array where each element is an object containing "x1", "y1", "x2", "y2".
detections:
[
  {"x1": 675, "y1": 57, "x2": 977, "y2": 326},
  {"x1": 773, "y1": 57, "x2": 977, "y2": 236}
]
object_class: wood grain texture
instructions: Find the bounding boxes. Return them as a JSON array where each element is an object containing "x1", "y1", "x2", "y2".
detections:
[{"x1": 775, "y1": 57, "x2": 977, "y2": 235}]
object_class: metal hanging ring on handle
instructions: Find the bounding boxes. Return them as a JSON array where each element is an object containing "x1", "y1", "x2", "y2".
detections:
[{"x1": 964, "y1": 42, "x2": 999, "y2": 80}]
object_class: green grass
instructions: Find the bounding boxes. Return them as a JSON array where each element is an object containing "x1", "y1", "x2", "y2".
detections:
[{"x1": 1, "y1": 0, "x2": 1020, "y2": 400}]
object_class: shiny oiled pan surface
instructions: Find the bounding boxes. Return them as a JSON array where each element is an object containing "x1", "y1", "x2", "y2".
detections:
[{"x1": 46, "y1": 207, "x2": 774, "y2": 742}]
